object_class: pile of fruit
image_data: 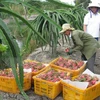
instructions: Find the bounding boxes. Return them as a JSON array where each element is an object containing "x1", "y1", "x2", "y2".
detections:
[
  {"x1": 54, "y1": 57, "x2": 84, "y2": 70},
  {"x1": 0, "y1": 69, "x2": 27, "y2": 77},
  {"x1": 74, "y1": 74, "x2": 99, "y2": 87},
  {"x1": 37, "y1": 68, "x2": 70, "y2": 82},
  {"x1": 23, "y1": 60, "x2": 46, "y2": 72}
]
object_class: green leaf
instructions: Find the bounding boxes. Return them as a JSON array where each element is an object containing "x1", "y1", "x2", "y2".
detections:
[
  {"x1": 0, "y1": 18, "x2": 29, "y2": 100},
  {"x1": 0, "y1": 7, "x2": 48, "y2": 44}
]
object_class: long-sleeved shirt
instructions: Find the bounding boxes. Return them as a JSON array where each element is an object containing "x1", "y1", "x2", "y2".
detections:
[{"x1": 71, "y1": 30, "x2": 100, "y2": 60}]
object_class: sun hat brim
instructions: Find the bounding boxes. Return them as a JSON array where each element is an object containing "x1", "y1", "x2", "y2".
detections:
[
  {"x1": 59, "y1": 28, "x2": 75, "y2": 34},
  {"x1": 88, "y1": 5, "x2": 100, "y2": 8},
  {"x1": 88, "y1": 3, "x2": 100, "y2": 8}
]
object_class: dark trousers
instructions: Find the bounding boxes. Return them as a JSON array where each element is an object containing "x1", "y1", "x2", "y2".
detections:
[
  {"x1": 82, "y1": 53, "x2": 100, "y2": 100},
  {"x1": 95, "y1": 37, "x2": 98, "y2": 41},
  {"x1": 81, "y1": 53, "x2": 96, "y2": 73}
]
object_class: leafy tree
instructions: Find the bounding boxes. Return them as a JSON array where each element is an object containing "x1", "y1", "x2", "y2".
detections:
[
  {"x1": 26, "y1": 0, "x2": 87, "y2": 57},
  {"x1": 28, "y1": 0, "x2": 66, "y2": 11},
  {"x1": 74, "y1": 0, "x2": 91, "y2": 9}
]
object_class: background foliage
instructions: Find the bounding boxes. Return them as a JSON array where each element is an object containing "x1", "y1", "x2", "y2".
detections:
[{"x1": 74, "y1": 0, "x2": 91, "y2": 8}]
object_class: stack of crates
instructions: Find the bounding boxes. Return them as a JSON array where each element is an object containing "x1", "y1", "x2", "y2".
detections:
[{"x1": 49, "y1": 57, "x2": 100, "y2": 99}]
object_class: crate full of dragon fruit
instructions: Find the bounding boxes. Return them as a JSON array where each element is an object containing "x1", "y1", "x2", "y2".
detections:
[
  {"x1": 23, "y1": 59, "x2": 48, "y2": 76},
  {"x1": 0, "y1": 68, "x2": 32, "y2": 93},
  {"x1": 61, "y1": 69, "x2": 100, "y2": 100},
  {"x1": 32, "y1": 67, "x2": 71, "y2": 99},
  {"x1": 50, "y1": 56, "x2": 86, "y2": 76}
]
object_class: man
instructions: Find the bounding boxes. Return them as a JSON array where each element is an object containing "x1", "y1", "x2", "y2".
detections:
[
  {"x1": 60, "y1": 23, "x2": 100, "y2": 72},
  {"x1": 83, "y1": 2, "x2": 100, "y2": 41}
]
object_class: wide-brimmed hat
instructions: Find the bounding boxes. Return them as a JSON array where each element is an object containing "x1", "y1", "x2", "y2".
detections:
[
  {"x1": 88, "y1": 2, "x2": 100, "y2": 8},
  {"x1": 59, "y1": 23, "x2": 74, "y2": 34}
]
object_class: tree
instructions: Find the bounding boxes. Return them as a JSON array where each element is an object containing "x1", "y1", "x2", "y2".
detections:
[
  {"x1": 31, "y1": 1, "x2": 87, "y2": 57},
  {"x1": 74, "y1": 0, "x2": 91, "y2": 9}
]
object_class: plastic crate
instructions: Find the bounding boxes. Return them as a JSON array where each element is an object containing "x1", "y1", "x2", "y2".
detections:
[
  {"x1": 33, "y1": 67, "x2": 70, "y2": 99},
  {"x1": 61, "y1": 80, "x2": 100, "y2": 100},
  {"x1": 0, "y1": 72, "x2": 32, "y2": 93},
  {"x1": 50, "y1": 57, "x2": 86, "y2": 76},
  {"x1": 24, "y1": 59, "x2": 48, "y2": 76}
]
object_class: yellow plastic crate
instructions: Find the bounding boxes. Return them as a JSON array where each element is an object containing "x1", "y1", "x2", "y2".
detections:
[
  {"x1": 0, "y1": 72, "x2": 32, "y2": 93},
  {"x1": 24, "y1": 59, "x2": 48, "y2": 76},
  {"x1": 33, "y1": 67, "x2": 70, "y2": 99},
  {"x1": 50, "y1": 57, "x2": 86, "y2": 76},
  {"x1": 61, "y1": 80, "x2": 100, "y2": 100}
]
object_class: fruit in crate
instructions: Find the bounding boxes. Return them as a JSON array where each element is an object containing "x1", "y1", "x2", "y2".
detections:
[
  {"x1": 54, "y1": 57, "x2": 84, "y2": 70},
  {"x1": 23, "y1": 60, "x2": 46, "y2": 72},
  {"x1": 37, "y1": 68, "x2": 70, "y2": 82},
  {"x1": 74, "y1": 74, "x2": 99, "y2": 87},
  {"x1": 0, "y1": 69, "x2": 27, "y2": 77}
]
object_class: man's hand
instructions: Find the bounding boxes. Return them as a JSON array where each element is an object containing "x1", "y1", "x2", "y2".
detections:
[
  {"x1": 65, "y1": 48, "x2": 73, "y2": 55},
  {"x1": 65, "y1": 48, "x2": 70, "y2": 52}
]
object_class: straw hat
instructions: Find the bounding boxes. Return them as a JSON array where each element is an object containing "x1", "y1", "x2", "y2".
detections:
[
  {"x1": 88, "y1": 2, "x2": 100, "y2": 8},
  {"x1": 59, "y1": 23, "x2": 74, "y2": 34}
]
